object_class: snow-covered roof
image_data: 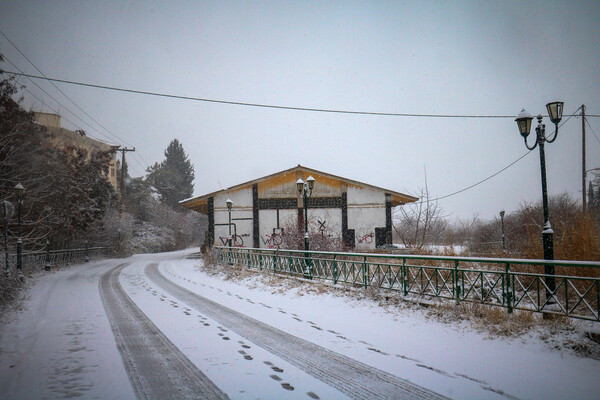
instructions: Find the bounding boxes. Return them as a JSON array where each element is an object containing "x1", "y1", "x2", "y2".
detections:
[{"x1": 181, "y1": 164, "x2": 418, "y2": 214}]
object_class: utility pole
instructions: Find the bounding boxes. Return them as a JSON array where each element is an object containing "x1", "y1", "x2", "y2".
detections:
[
  {"x1": 118, "y1": 147, "x2": 135, "y2": 218},
  {"x1": 582, "y1": 104, "x2": 587, "y2": 211}
]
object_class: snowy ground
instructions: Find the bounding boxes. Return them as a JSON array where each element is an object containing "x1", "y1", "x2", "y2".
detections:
[{"x1": 0, "y1": 249, "x2": 599, "y2": 399}]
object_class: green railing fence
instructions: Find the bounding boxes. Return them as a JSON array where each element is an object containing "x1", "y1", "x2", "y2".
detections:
[
  {"x1": 215, "y1": 246, "x2": 600, "y2": 322},
  {"x1": 6, "y1": 246, "x2": 111, "y2": 270}
]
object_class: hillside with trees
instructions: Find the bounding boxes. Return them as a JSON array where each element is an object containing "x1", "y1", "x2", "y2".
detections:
[{"x1": 1, "y1": 65, "x2": 206, "y2": 262}]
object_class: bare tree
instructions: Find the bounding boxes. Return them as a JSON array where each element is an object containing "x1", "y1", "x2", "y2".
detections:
[{"x1": 393, "y1": 183, "x2": 446, "y2": 250}]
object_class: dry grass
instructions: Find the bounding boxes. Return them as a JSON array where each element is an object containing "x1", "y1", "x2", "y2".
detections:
[
  {"x1": 201, "y1": 255, "x2": 600, "y2": 360},
  {"x1": 426, "y1": 302, "x2": 537, "y2": 336}
]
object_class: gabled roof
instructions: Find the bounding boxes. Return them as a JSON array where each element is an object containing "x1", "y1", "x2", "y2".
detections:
[{"x1": 181, "y1": 165, "x2": 418, "y2": 214}]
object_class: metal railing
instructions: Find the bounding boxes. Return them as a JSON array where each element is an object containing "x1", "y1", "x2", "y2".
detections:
[
  {"x1": 6, "y1": 247, "x2": 111, "y2": 270},
  {"x1": 215, "y1": 246, "x2": 600, "y2": 322}
]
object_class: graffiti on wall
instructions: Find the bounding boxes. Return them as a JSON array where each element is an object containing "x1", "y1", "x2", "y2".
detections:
[
  {"x1": 355, "y1": 232, "x2": 374, "y2": 244},
  {"x1": 218, "y1": 233, "x2": 250, "y2": 247}
]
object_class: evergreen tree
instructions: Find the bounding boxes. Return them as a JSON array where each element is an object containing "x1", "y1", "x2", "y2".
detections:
[{"x1": 147, "y1": 139, "x2": 194, "y2": 209}]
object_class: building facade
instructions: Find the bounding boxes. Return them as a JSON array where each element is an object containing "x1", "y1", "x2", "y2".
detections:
[
  {"x1": 181, "y1": 165, "x2": 417, "y2": 250},
  {"x1": 34, "y1": 112, "x2": 119, "y2": 189}
]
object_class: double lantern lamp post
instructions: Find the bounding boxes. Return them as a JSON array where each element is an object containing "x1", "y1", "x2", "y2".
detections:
[
  {"x1": 296, "y1": 176, "x2": 315, "y2": 277},
  {"x1": 515, "y1": 101, "x2": 564, "y2": 301}
]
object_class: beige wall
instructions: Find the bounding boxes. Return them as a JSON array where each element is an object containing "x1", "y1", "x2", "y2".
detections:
[
  {"x1": 33, "y1": 112, "x2": 61, "y2": 128},
  {"x1": 34, "y1": 113, "x2": 118, "y2": 189}
]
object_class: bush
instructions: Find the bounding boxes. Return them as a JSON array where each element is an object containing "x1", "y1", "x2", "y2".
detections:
[
  {"x1": 469, "y1": 193, "x2": 600, "y2": 262},
  {"x1": 279, "y1": 220, "x2": 345, "y2": 252}
]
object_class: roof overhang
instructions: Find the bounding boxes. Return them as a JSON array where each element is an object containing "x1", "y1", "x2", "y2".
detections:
[{"x1": 180, "y1": 165, "x2": 418, "y2": 214}]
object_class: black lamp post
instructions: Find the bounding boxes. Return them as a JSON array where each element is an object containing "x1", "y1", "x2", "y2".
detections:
[
  {"x1": 45, "y1": 239, "x2": 51, "y2": 271},
  {"x1": 226, "y1": 199, "x2": 233, "y2": 248},
  {"x1": 515, "y1": 101, "x2": 564, "y2": 302},
  {"x1": 2, "y1": 200, "x2": 14, "y2": 272},
  {"x1": 296, "y1": 176, "x2": 315, "y2": 277},
  {"x1": 15, "y1": 183, "x2": 25, "y2": 275},
  {"x1": 499, "y1": 210, "x2": 506, "y2": 250},
  {"x1": 226, "y1": 199, "x2": 233, "y2": 265}
]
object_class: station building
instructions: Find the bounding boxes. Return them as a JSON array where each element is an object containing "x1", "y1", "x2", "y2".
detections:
[{"x1": 180, "y1": 165, "x2": 417, "y2": 250}]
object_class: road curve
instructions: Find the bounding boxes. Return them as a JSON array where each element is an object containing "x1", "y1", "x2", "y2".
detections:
[
  {"x1": 146, "y1": 262, "x2": 449, "y2": 400},
  {"x1": 99, "y1": 262, "x2": 229, "y2": 400}
]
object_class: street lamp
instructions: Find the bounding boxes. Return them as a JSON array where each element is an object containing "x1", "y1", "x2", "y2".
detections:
[
  {"x1": 515, "y1": 101, "x2": 564, "y2": 302},
  {"x1": 45, "y1": 239, "x2": 51, "y2": 271},
  {"x1": 297, "y1": 176, "x2": 315, "y2": 277},
  {"x1": 226, "y1": 199, "x2": 233, "y2": 248},
  {"x1": 2, "y1": 200, "x2": 14, "y2": 272},
  {"x1": 226, "y1": 199, "x2": 233, "y2": 265},
  {"x1": 15, "y1": 183, "x2": 25, "y2": 276},
  {"x1": 499, "y1": 210, "x2": 506, "y2": 250}
]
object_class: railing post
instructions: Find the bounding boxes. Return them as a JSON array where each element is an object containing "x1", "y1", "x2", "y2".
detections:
[
  {"x1": 333, "y1": 254, "x2": 338, "y2": 284},
  {"x1": 363, "y1": 256, "x2": 367, "y2": 289},
  {"x1": 505, "y1": 262, "x2": 513, "y2": 314},
  {"x1": 85, "y1": 240, "x2": 89, "y2": 263},
  {"x1": 565, "y1": 275, "x2": 569, "y2": 316},
  {"x1": 454, "y1": 260, "x2": 461, "y2": 301},
  {"x1": 402, "y1": 258, "x2": 408, "y2": 296}
]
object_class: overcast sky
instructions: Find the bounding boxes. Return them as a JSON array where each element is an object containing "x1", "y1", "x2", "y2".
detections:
[{"x1": 2, "y1": 1, "x2": 599, "y2": 221}]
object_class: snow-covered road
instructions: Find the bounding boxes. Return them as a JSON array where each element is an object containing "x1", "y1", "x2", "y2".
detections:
[{"x1": 1, "y1": 250, "x2": 599, "y2": 399}]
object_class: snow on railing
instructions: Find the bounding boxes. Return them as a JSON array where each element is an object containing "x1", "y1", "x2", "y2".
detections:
[{"x1": 215, "y1": 246, "x2": 600, "y2": 322}]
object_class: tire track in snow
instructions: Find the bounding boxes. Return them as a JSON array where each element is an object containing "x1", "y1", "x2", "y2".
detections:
[
  {"x1": 99, "y1": 263, "x2": 228, "y2": 400},
  {"x1": 146, "y1": 263, "x2": 449, "y2": 400}
]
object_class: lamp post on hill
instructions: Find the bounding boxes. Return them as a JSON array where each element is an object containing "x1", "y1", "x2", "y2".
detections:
[
  {"x1": 297, "y1": 176, "x2": 315, "y2": 277},
  {"x1": 499, "y1": 210, "x2": 506, "y2": 250},
  {"x1": 15, "y1": 183, "x2": 26, "y2": 276},
  {"x1": 515, "y1": 101, "x2": 564, "y2": 303}
]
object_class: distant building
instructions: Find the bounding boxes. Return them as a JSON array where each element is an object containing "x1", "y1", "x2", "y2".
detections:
[
  {"x1": 181, "y1": 165, "x2": 418, "y2": 250},
  {"x1": 34, "y1": 112, "x2": 119, "y2": 189}
]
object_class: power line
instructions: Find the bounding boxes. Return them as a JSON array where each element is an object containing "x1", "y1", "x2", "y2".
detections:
[
  {"x1": 2, "y1": 62, "x2": 151, "y2": 175},
  {"x1": 6, "y1": 70, "x2": 588, "y2": 119},
  {"x1": 0, "y1": 29, "x2": 137, "y2": 149},
  {"x1": 1, "y1": 36, "x2": 153, "y2": 174},
  {"x1": 1, "y1": 56, "x2": 112, "y2": 143},
  {"x1": 20, "y1": 87, "x2": 93, "y2": 135},
  {"x1": 586, "y1": 118, "x2": 600, "y2": 147},
  {"x1": 413, "y1": 107, "x2": 580, "y2": 205},
  {"x1": 434, "y1": 151, "x2": 532, "y2": 201},
  {"x1": 2, "y1": 56, "x2": 111, "y2": 144}
]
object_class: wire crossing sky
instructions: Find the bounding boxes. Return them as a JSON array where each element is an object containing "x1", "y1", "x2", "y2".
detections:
[{"x1": 1, "y1": 1, "x2": 599, "y2": 220}]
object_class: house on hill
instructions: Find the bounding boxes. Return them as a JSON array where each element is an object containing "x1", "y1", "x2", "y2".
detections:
[
  {"x1": 180, "y1": 165, "x2": 418, "y2": 250},
  {"x1": 33, "y1": 112, "x2": 119, "y2": 189}
]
